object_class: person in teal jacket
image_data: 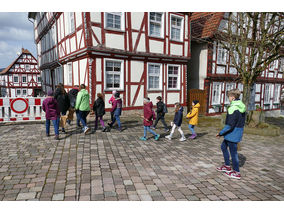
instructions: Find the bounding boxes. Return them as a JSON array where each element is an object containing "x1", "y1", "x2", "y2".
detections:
[
  {"x1": 75, "y1": 84, "x2": 91, "y2": 134},
  {"x1": 216, "y1": 89, "x2": 246, "y2": 180}
]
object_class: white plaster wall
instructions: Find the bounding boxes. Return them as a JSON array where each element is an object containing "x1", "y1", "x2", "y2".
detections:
[
  {"x1": 131, "y1": 61, "x2": 144, "y2": 82},
  {"x1": 80, "y1": 59, "x2": 87, "y2": 86},
  {"x1": 131, "y1": 12, "x2": 144, "y2": 30},
  {"x1": 199, "y1": 46, "x2": 208, "y2": 89},
  {"x1": 170, "y1": 44, "x2": 183, "y2": 56},
  {"x1": 105, "y1": 94, "x2": 112, "y2": 108},
  {"x1": 64, "y1": 12, "x2": 69, "y2": 37},
  {"x1": 167, "y1": 93, "x2": 179, "y2": 105},
  {"x1": 130, "y1": 85, "x2": 138, "y2": 104},
  {"x1": 137, "y1": 34, "x2": 146, "y2": 52},
  {"x1": 149, "y1": 40, "x2": 163, "y2": 54},
  {"x1": 77, "y1": 30, "x2": 82, "y2": 48},
  {"x1": 70, "y1": 37, "x2": 76, "y2": 53},
  {"x1": 105, "y1": 34, "x2": 124, "y2": 50},
  {"x1": 134, "y1": 85, "x2": 144, "y2": 107},
  {"x1": 90, "y1": 12, "x2": 101, "y2": 23},
  {"x1": 96, "y1": 84, "x2": 102, "y2": 96},
  {"x1": 92, "y1": 26, "x2": 102, "y2": 46},
  {"x1": 75, "y1": 13, "x2": 82, "y2": 26},
  {"x1": 96, "y1": 58, "x2": 102, "y2": 82}
]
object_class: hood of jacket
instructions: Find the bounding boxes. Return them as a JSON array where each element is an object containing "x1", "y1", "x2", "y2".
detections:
[
  {"x1": 69, "y1": 88, "x2": 79, "y2": 96},
  {"x1": 228, "y1": 100, "x2": 246, "y2": 114},
  {"x1": 193, "y1": 103, "x2": 200, "y2": 109},
  {"x1": 179, "y1": 106, "x2": 184, "y2": 113}
]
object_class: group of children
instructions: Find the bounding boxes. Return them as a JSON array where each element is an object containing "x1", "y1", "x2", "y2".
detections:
[{"x1": 43, "y1": 87, "x2": 245, "y2": 180}]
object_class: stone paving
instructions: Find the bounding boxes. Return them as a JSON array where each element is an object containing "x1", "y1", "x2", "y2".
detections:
[{"x1": 0, "y1": 115, "x2": 283, "y2": 201}]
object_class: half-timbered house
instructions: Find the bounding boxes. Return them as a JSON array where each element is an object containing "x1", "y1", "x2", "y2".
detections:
[
  {"x1": 189, "y1": 12, "x2": 284, "y2": 116},
  {"x1": 0, "y1": 48, "x2": 42, "y2": 97},
  {"x1": 28, "y1": 12, "x2": 191, "y2": 110}
]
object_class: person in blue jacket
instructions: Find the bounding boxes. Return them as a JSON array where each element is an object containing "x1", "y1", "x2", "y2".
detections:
[
  {"x1": 165, "y1": 102, "x2": 186, "y2": 141},
  {"x1": 216, "y1": 89, "x2": 246, "y2": 180}
]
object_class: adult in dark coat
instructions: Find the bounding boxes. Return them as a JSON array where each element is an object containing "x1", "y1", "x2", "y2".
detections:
[
  {"x1": 152, "y1": 96, "x2": 169, "y2": 132},
  {"x1": 67, "y1": 85, "x2": 80, "y2": 126},
  {"x1": 55, "y1": 85, "x2": 70, "y2": 132},
  {"x1": 93, "y1": 93, "x2": 106, "y2": 131}
]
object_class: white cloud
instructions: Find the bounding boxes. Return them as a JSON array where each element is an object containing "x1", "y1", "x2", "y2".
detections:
[{"x1": 0, "y1": 27, "x2": 33, "y2": 41}]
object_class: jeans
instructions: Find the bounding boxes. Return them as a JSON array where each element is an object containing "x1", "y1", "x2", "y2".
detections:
[
  {"x1": 144, "y1": 126, "x2": 157, "y2": 138},
  {"x1": 78, "y1": 110, "x2": 89, "y2": 128},
  {"x1": 46, "y1": 117, "x2": 60, "y2": 136},
  {"x1": 95, "y1": 115, "x2": 105, "y2": 129},
  {"x1": 188, "y1": 124, "x2": 196, "y2": 135},
  {"x1": 75, "y1": 110, "x2": 80, "y2": 126},
  {"x1": 153, "y1": 114, "x2": 168, "y2": 130},
  {"x1": 111, "y1": 114, "x2": 121, "y2": 128},
  {"x1": 221, "y1": 140, "x2": 240, "y2": 172}
]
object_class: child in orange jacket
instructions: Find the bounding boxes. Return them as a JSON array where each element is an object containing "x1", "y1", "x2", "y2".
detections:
[{"x1": 186, "y1": 100, "x2": 200, "y2": 139}]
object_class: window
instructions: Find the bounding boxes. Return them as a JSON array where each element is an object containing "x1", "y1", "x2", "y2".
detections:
[
  {"x1": 225, "y1": 83, "x2": 236, "y2": 104},
  {"x1": 170, "y1": 15, "x2": 183, "y2": 41},
  {"x1": 273, "y1": 84, "x2": 280, "y2": 103},
  {"x1": 14, "y1": 76, "x2": 18, "y2": 83},
  {"x1": 25, "y1": 64, "x2": 30, "y2": 71},
  {"x1": 167, "y1": 65, "x2": 180, "y2": 90},
  {"x1": 212, "y1": 82, "x2": 222, "y2": 105},
  {"x1": 67, "y1": 63, "x2": 72, "y2": 86},
  {"x1": 69, "y1": 12, "x2": 75, "y2": 33},
  {"x1": 22, "y1": 76, "x2": 27, "y2": 83},
  {"x1": 149, "y1": 12, "x2": 164, "y2": 37},
  {"x1": 217, "y1": 44, "x2": 227, "y2": 64},
  {"x1": 148, "y1": 63, "x2": 162, "y2": 90},
  {"x1": 264, "y1": 84, "x2": 271, "y2": 104},
  {"x1": 22, "y1": 89, "x2": 27, "y2": 96},
  {"x1": 105, "y1": 59, "x2": 123, "y2": 90},
  {"x1": 105, "y1": 12, "x2": 124, "y2": 30},
  {"x1": 16, "y1": 89, "x2": 21, "y2": 96}
]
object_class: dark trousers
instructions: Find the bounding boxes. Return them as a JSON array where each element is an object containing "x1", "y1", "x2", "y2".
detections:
[{"x1": 153, "y1": 114, "x2": 168, "y2": 130}]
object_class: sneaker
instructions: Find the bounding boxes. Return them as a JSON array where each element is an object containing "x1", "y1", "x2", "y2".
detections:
[
  {"x1": 165, "y1": 135, "x2": 172, "y2": 140},
  {"x1": 54, "y1": 135, "x2": 59, "y2": 140},
  {"x1": 84, "y1": 127, "x2": 90, "y2": 134},
  {"x1": 225, "y1": 171, "x2": 241, "y2": 180},
  {"x1": 46, "y1": 134, "x2": 50, "y2": 137},
  {"x1": 179, "y1": 137, "x2": 186, "y2": 141},
  {"x1": 216, "y1": 165, "x2": 232, "y2": 172},
  {"x1": 140, "y1": 137, "x2": 147, "y2": 141},
  {"x1": 118, "y1": 127, "x2": 122, "y2": 132},
  {"x1": 107, "y1": 122, "x2": 113, "y2": 127},
  {"x1": 189, "y1": 134, "x2": 197, "y2": 139},
  {"x1": 102, "y1": 127, "x2": 107, "y2": 132},
  {"x1": 165, "y1": 129, "x2": 170, "y2": 132},
  {"x1": 62, "y1": 128, "x2": 66, "y2": 133},
  {"x1": 154, "y1": 134, "x2": 160, "y2": 141}
]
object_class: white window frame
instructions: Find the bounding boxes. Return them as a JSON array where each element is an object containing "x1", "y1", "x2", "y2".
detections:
[
  {"x1": 264, "y1": 84, "x2": 271, "y2": 104},
  {"x1": 170, "y1": 14, "x2": 184, "y2": 42},
  {"x1": 167, "y1": 64, "x2": 180, "y2": 90},
  {"x1": 273, "y1": 84, "x2": 280, "y2": 103},
  {"x1": 212, "y1": 82, "x2": 222, "y2": 105},
  {"x1": 22, "y1": 75, "x2": 27, "y2": 83},
  {"x1": 16, "y1": 89, "x2": 21, "y2": 96},
  {"x1": 225, "y1": 83, "x2": 236, "y2": 104},
  {"x1": 22, "y1": 89, "x2": 27, "y2": 97},
  {"x1": 25, "y1": 64, "x2": 31, "y2": 71},
  {"x1": 148, "y1": 12, "x2": 164, "y2": 38},
  {"x1": 104, "y1": 12, "x2": 125, "y2": 31},
  {"x1": 67, "y1": 63, "x2": 73, "y2": 86},
  {"x1": 147, "y1": 63, "x2": 162, "y2": 91},
  {"x1": 104, "y1": 59, "x2": 124, "y2": 91},
  {"x1": 217, "y1": 44, "x2": 227, "y2": 65},
  {"x1": 14, "y1": 75, "x2": 19, "y2": 83}
]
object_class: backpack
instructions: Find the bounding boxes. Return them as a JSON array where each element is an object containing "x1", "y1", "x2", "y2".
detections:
[{"x1": 163, "y1": 103, "x2": 168, "y2": 113}]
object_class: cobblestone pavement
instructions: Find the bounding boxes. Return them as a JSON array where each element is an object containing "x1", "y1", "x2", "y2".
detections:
[{"x1": 0, "y1": 115, "x2": 283, "y2": 201}]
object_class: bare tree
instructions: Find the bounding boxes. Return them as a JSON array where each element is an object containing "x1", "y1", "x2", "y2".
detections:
[{"x1": 216, "y1": 12, "x2": 284, "y2": 110}]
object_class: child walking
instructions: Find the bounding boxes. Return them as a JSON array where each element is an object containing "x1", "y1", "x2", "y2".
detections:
[
  {"x1": 216, "y1": 89, "x2": 246, "y2": 180},
  {"x1": 108, "y1": 92, "x2": 122, "y2": 132},
  {"x1": 166, "y1": 102, "x2": 186, "y2": 141},
  {"x1": 108, "y1": 90, "x2": 117, "y2": 126},
  {"x1": 186, "y1": 100, "x2": 200, "y2": 139},
  {"x1": 152, "y1": 96, "x2": 169, "y2": 132},
  {"x1": 93, "y1": 93, "x2": 107, "y2": 132},
  {"x1": 42, "y1": 90, "x2": 60, "y2": 140},
  {"x1": 140, "y1": 98, "x2": 160, "y2": 141}
]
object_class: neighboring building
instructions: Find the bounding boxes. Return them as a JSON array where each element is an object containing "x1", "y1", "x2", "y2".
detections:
[
  {"x1": 189, "y1": 12, "x2": 284, "y2": 116},
  {"x1": 28, "y1": 12, "x2": 191, "y2": 110},
  {"x1": 0, "y1": 48, "x2": 42, "y2": 97}
]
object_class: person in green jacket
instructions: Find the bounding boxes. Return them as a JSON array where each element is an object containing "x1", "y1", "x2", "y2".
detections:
[{"x1": 75, "y1": 84, "x2": 91, "y2": 134}]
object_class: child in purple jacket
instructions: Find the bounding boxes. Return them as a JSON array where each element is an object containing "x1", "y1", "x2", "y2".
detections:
[{"x1": 42, "y1": 90, "x2": 60, "y2": 140}]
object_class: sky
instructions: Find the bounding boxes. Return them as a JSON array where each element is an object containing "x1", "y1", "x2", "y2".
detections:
[{"x1": 0, "y1": 12, "x2": 36, "y2": 68}]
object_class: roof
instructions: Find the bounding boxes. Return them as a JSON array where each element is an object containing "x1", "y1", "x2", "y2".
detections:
[
  {"x1": 0, "y1": 48, "x2": 33, "y2": 75},
  {"x1": 28, "y1": 12, "x2": 37, "y2": 19},
  {"x1": 191, "y1": 12, "x2": 225, "y2": 40}
]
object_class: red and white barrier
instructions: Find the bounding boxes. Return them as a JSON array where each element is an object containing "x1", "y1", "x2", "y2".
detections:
[{"x1": 0, "y1": 97, "x2": 46, "y2": 122}]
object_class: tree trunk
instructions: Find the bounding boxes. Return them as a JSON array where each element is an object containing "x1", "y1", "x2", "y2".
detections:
[{"x1": 242, "y1": 82, "x2": 252, "y2": 112}]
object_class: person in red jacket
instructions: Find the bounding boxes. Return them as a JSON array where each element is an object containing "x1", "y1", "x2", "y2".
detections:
[{"x1": 140, "y1": 98, "x2": 160, "y2": 141}]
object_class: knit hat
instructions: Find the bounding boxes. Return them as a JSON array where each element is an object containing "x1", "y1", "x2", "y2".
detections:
[
  {"x1": 193, "y1": 100, "x2": 199, "y2": 105},
  {"x1": 47, "y1": 90, "x2": 54, "y2": 96}
]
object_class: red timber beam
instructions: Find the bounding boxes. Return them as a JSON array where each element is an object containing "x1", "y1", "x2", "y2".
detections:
[
  {"x1": 101, "y1": 13, "x2": 106, "y2": 45},
  {"x1": 127, "y1": 12, "x2": 133, "y2": 52},
  {"x1": 133, "y1": 14, "x2": 146, "y2": 52},
  {"x1": 131, "y1": 62, "x2": 147, "y2": 106}
]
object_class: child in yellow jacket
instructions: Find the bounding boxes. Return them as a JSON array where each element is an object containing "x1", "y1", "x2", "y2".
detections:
[{"x1": 186, "y1": 100, "x2": 200, "y2": 139}]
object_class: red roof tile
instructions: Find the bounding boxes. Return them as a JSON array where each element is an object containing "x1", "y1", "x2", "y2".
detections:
[{"x1": 191, "y1": 12, "x2": 225, "y2": 39}]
